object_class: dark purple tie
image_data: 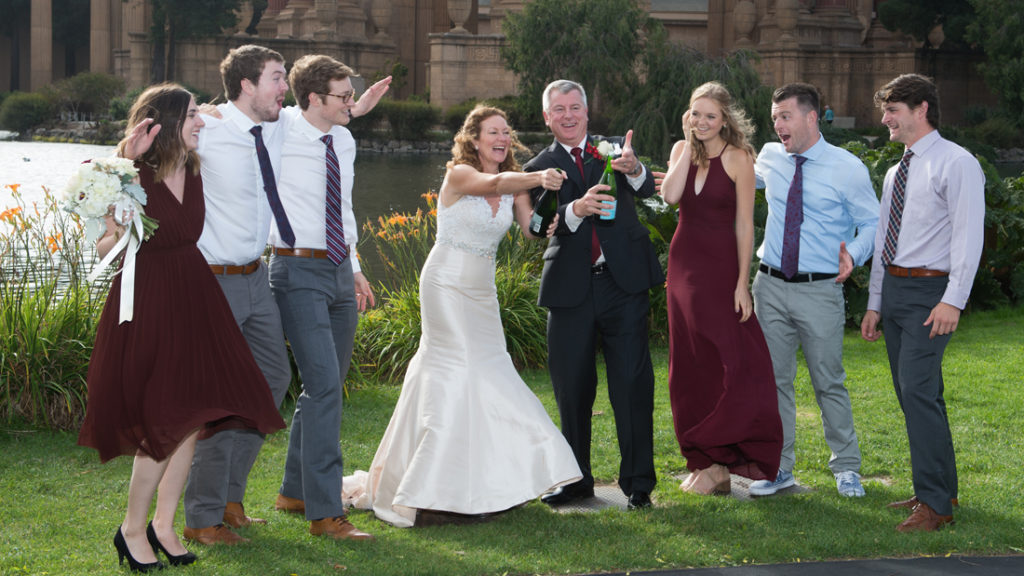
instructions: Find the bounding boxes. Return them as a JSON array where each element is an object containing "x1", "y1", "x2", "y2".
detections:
[
  {"x1": 250, "y1": 125, "x2": 295, "y2": 247},
  {"x1": 321, "y1": 135, "x2": 349, "y2": 265},
  {"x1": 780, "y1": 155, "x2": 807, "y2": 279},
  {"x1": 572, "y1": 146, "x2": 601, "y2": 264},
  {"x1": 882, "y1": 149, "x2": 914, "y2": 266}
]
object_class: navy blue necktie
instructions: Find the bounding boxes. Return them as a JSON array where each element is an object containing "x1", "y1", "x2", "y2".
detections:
[
  {"x1": 780, "y1": 155, "x2": 807, "y2": 279},
  {"x1": 321, "y1": 135, "x2": 348, "y2": 265},
  {"x1": 250, "y1": 125, "x2": 295, "y2": 247}
]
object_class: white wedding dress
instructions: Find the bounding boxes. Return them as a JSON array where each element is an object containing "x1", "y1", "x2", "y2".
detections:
[{"x1": 342, "y1": 193, "x2": 582, "y2": 527}]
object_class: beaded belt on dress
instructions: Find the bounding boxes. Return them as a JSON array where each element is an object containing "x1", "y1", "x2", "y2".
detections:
[{"x1": 436, "y1": 238, "x2": 496, "y2": 260}]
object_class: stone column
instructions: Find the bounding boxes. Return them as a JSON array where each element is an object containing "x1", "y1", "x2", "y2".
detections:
[
  {"x1": 30, "y1": 0, "x2": 53, "y2": 90},
  {"x1": 90, "y1": 0, "x2": 112, "y2": 73}
]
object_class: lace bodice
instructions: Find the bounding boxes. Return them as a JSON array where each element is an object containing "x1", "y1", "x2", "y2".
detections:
[{"x1": 435, "y1": 194, "x2": 513, "y2": 260}]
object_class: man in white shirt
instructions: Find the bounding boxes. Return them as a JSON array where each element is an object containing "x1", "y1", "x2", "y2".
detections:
[
  {"x1": 183, "y1": 44, "x2": 293, "y2": 546},
  {"x1": 861, "y1": 73, "x2": 985, "y2": 532},
  {"x1": 268, "y1": 55, "x2": 389, "y2": 540}
]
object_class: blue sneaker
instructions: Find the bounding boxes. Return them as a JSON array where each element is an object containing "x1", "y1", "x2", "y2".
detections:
[
  {"x1": 749, "y1": 469, "x2": 795, "y2": 496},
  {"x1": 835, "y1": 470, "x2": 866, "y2": 497}
]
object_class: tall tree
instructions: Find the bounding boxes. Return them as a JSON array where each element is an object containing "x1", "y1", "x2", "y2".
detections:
[
  {"x1": 876, "y1": 0, "x2": 975, "y2": 47},
  {"x1": 501, "y1": 0, "x2": 653, "y2": 121},
  {"x1": 149, "y1": 0, "x2": 241, "y2": 82},
  {"x1": 966, "y1": 0, "x2": 1024, "y2": 126}
]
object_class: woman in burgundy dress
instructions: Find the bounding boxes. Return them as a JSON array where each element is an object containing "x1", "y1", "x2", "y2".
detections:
[
  {"x1": 77, "y1": 84, "x2": 285, "y2": 571},
  {"x1": 660, "y1": 82, "x2": 782, "y2": 495}
]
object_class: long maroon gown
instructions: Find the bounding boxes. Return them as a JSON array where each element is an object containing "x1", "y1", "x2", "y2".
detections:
[
  {"x1": 666, "y1": 154, "x2": 782, "y2": 480},
  {"x1": 78, "y1": 164, "x2": 285, "y2": 463}
]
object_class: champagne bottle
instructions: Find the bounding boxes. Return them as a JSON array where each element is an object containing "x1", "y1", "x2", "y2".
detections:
[
  {"x1": 529, "y1": 186, "x2": 559, "y2": 236},
  {"x1": 598, "y1": 156, "x2": 617, "y2": 221}
]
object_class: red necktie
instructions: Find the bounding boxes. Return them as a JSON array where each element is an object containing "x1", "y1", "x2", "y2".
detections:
[{"x1": 572, "y1": 147, "x2": 601, "y2": 264}]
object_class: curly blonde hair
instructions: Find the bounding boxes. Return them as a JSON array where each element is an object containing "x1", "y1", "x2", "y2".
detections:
[
  {"x1": 686, "y1": 82, "x2": 756, "y2": 168},
  {"x1": 449, "y1": 105, "x2": 529, "y2": 173}
]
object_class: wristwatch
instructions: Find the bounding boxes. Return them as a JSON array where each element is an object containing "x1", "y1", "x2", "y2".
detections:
[{"x1": 630, "y1": 162, "x2": 643, "y2": 177}]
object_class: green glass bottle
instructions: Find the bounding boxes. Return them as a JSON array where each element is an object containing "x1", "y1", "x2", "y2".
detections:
[
  {"x1": 598, "y1": 156, "x2": 617, "y2": 220},
  {"x1": 529, "y1": 187, "x2": 559, "y2": 236}
]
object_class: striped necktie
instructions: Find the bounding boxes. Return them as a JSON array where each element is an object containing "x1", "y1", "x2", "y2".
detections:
[
  {"x1": 321, "y1": 134, "x2": 348, "y2": 265},
  {"x1": 882, "y1": 149, "x2": 913, "y2": 266}
]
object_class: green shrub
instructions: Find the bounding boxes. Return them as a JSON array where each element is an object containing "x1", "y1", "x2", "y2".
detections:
[
  {"x1": 350, "y1": 192, "x2": 552, "y2": 383},
  {"x1": 967, "y1": 117, "x2": 1024, "y2": 149},
  {"x1": 0, "y1": 92, "x2": 55, "y2": 133},
  {"x1": 379, "y1": 99, "x2": 441, "y2": 141},
  {"x1": 50, "y1": 72, "x2": 125, "y2": 120},
  {"x1": 444, "y1": 99, "x2": 479, "y2": 132},
  {"x1": 1, "y1": 185, "x2": 110, "y2": 429},
  {"x1": 108, "y1": 87, "x2": 145, "y2": 121}
]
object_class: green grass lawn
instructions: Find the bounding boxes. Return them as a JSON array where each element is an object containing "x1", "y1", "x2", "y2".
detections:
[{"x1": 2, "y1": 307, "x2": 1022, "y2": 575}]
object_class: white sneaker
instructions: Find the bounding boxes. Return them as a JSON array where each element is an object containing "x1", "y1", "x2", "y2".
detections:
[
  {"x1": 749, "y1": 470, "x2": 795, "y2": 496},
  {"x1": 835, "y1": 470, "x2": 866, "y2": 497}
]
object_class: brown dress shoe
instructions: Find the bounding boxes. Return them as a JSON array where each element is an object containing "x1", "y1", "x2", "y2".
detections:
[
  {"x1": 896, "y1": 502, "x2": 954, "y2": 532},
  {"x1": 183, "y1": 523, "x2": 249, "y2": 545},
  {"x1": 223, "y1": 501, "x2": 267, "y2": 528},
  {"x1": 888, "y1": 495, "x2": 959, "y2": 509},
  {"x1": 309, "y1": 516, "x2": 374, "y2": 540},
  {"x1": 274, "y1": 494, "x2": 305, "y2": 515}
]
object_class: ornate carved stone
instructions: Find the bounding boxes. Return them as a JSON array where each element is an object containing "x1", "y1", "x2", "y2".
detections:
[
  {"x1": 448, "y1": 0, "x2": 473, "y2": 34},
  {"x1": 734, "y1": 0, "x2": 757, "y2": 47}
]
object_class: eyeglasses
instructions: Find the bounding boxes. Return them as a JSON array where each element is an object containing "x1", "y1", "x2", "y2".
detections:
[{"x1": 322, "y1": 91, "x2": 354, "y2": 104}]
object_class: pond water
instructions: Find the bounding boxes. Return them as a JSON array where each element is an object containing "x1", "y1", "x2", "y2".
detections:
[{"x1": 1, "y1": 140, "x2": 449, "y2": 222}]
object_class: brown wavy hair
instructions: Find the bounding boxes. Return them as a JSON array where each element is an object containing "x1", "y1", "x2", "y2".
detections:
[
  {"x1": 219, "y1": 44, "x2": 284, "y2": 102},
  {"x1": 448, "y1": 105, "x2": 529, "y2": 173},
  {"x1": 687, "y1": 81, "x2": 756, "y2": 168},
  {"x1": 116, "y1": 83, "x2": 199, "y2": 182},
  {"x1": 288, "y1": 54, "x2": 357, "y2": 111}
]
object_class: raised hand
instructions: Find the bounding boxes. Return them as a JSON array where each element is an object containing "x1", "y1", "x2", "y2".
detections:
[
  {"x1": 352, "y1": 76, "x2": 392, "y2": 118},
  {"x1": 121, "y1": 118, "x2": 161, "y2": 161},
  {"x1": 612, "y1": 129, "x2": 641, "y2": 176}
]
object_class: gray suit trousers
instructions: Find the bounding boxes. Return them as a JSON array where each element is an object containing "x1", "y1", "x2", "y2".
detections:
[
  {"x1": 185, "y1": 262, "x2": 291, "y2": 529},
  {"x1": 270, "y1": 254, "x2": 357, "y2": 521}
]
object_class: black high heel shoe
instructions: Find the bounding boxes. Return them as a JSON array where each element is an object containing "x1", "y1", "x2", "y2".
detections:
[
  {"x1": 146, "y1": 522, "x2": 197, "y2": 566},
  {"x1": 113, "y1": 526, "x2": 165, "y2": 572}
]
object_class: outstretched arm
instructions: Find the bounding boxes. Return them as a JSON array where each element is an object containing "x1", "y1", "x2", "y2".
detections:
[{"x1": 351, "y1": 76, "x2": 392, "y2": 118}]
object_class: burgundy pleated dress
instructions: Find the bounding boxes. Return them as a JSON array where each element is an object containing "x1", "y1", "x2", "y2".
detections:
[
  {"x1": 666, "y1": 154, "x2": 782, "y2": 480},
  {"x1": 78, "y1": 164, "x2": 285, "y2": 463}
]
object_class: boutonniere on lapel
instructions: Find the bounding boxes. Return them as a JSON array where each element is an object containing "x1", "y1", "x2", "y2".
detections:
[{"x1": 584, "y1": 139, "x2": 621, "y2": 165}]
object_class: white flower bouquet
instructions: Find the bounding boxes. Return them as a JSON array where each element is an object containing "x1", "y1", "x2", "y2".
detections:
[
  {"x1": 62, "y1": 157, "x2": 158, "y2": 243},
  {"x1": 62, "y1": 157, "x2": 159, "y2": 323}
]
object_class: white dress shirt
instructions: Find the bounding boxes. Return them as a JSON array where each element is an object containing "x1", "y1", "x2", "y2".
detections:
[
  {"x1": 867, "y1": 129, "x2": 986, "y2": 311},
  {"x1": 274, "y1": 107, "x2": 361, "y2": 274},
  {"x1": 196, "y1": 101, "x2": 287, "y2": 265}
]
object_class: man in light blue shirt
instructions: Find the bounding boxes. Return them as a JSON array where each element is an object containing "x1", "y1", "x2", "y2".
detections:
[
  {"x1": 861, "y1": 74, "x2": 984, "y2": 532},
  {"x1": 749, "y1": 83, "x2": 879, "y2": 498}
]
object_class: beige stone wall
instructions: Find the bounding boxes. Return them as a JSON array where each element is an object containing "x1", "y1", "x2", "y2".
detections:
[{"x1": 429, "y1": 33, "x2": 516, "y2": 110}]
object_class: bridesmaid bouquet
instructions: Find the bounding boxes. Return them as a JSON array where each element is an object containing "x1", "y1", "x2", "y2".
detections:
[
  {"x1": 62, "y1": 157, "x2": 158, "y2": 243},
  {"x1": 62, "y1": 157, "x2": 158, "y2": 323}
]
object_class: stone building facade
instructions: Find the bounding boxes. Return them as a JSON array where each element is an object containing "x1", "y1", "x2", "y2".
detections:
[{"x1": 0, "y1": 0, "x2": 995, "y2": 127}]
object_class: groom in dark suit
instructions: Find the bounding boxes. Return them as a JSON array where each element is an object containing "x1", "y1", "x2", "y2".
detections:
[{"x1": 524, "y1": 80, "x2": 664, "y2": 509}]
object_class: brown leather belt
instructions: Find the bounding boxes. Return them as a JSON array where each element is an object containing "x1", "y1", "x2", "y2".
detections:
[
  {"x1": 887, "y1": 265, "x2": 949, "y2": 278},
  {"x1": 209, "y1": 259, "x2": 261, "y2": 275},
  {"x1": 271, "y1": 247, "x2": 330, "y2": 259}
]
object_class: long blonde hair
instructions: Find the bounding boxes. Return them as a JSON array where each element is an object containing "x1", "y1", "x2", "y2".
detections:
[
  {"x1": 448, "y1": 105, "x2": 528, "y2": 173},
  {"x1": 687, "y1": 82, "x2": 756, "y2": 168}
]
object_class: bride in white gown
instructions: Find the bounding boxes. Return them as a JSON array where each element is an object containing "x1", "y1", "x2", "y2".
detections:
[{"x1": 343, "y1": 106, "x2": 582, "y2": 527}]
